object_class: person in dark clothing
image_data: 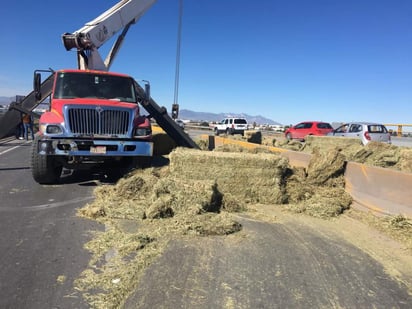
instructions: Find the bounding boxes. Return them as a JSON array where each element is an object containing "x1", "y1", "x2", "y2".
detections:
[
  {"x1": 15, "y1": 112, "x2": 24, "y2": 139},
  {"x1": 22, "y1": 113, "x2": 35, "y2": 140}
]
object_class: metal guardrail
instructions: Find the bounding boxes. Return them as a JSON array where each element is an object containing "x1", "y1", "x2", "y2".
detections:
[{"x1": 384, "y1": 124, "x2": 412, "y2": 137}]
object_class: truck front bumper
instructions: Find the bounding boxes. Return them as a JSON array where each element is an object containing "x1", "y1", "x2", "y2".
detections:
[{"x1": 37, "y1": 138, "x2": 153, "y2": 157}]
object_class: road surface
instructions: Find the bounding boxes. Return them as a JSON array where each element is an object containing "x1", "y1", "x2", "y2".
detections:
[
  {"x1": 0, "y1": 137, "x2": 102, "y2": 309},
  {"x1": 1, "y1": 135, "x2": 412, "y2": 309}
]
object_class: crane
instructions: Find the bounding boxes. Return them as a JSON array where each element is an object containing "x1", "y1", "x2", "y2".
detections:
[{"x1": 62, "y1": 0, "x2": 157, "y2": 71}]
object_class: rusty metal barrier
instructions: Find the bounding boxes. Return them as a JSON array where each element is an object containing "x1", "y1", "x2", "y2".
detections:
[{"x1": 345, "y1": 162, "x2": 412, "y2": 217}]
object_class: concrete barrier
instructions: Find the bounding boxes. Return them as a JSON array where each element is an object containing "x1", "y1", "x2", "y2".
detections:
[{"x1": 205, "y1": 135, "x2": 412, "y2": 218}]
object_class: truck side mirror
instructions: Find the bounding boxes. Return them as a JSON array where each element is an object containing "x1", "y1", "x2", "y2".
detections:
[{"x1": 34, "y1": 73, "x2": 42, "y2": 100}]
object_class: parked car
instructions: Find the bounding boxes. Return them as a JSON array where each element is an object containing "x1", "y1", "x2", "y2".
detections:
[
  {"x1": 285, "y1": 121, "x2": 333, "y2": 141},
  {"x1": 327, "y1": 122, "x2": 391, "y2": 145},
  {"x1": 214, "y1": 117, "x2": 248, "y2": 136},
  {"x1": 175, "y1": 119, "x2": 185, "y2": 129}
]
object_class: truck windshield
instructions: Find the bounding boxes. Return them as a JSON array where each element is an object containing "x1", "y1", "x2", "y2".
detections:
[{"x1": 53, "y1": 72, "x2": 137, "y2": 103}]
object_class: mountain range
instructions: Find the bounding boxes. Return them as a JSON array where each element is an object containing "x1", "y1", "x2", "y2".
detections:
[
  {"x1": 0, "y1": 96, "x2": 14, "y2": 106},
  {"x1": 178, "y1": 109, "x2": 281, "y2": 125},
  {"x1": 0, "y1": 96, "x2": 281, "y2": 125}
]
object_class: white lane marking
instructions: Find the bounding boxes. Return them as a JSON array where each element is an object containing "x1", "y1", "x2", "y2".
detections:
[
  {"x1": 0, "y1": 145, "x2": 22, "y2": 156},
  {"x1": 0, "y1": 196, "x2": 94, "y2": 212}
]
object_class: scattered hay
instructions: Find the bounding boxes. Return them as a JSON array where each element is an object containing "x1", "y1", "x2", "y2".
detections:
[
  {"x1": 298, "y1": 136, "x2": 412, "y2": 173},
  {"x1": 351, "y1": 142, "x2": 400, "y2": 168},
  {"x1": 76, "y1": 143, "x2": 362, "y2": 307},
  {"x1": 279, "y1": 139, "x2": 304, "y2": 151},
  {"x1": 285, "y1": 146, "x2": 352, "y2": 218},
  {"x1": 286, "y1": 187, "x2": 352, "y2": 218},
  {"x1": 396, "y1": 148, "x2": 412, "y2": 173},
  {"x1": 348, "y1": 211, "x2": 412, "y2": 250}
]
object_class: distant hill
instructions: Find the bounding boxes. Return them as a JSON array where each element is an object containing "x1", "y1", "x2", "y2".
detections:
[
  {"x1": 0, "y1": 96, "x2": 282, "y2": 126},
  {"x1": 178, "y1": 109, "x2": 282, "y2": 125}
]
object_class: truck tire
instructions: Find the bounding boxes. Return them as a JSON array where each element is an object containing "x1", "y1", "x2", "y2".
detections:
[
  {"x1": 214, "y1": 128, "x2": 219, "y2": 136},
  {"x1": 31, "y1": 137, "x2": 62, "y2": 184}
]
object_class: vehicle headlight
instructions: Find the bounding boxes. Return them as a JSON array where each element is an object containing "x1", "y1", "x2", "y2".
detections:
[
  {"x1": 133, "y1": 127, "x2": 152, "y2": 137},
  {"x1": 46, "y1": 125, "x2": 63, "y2": 134}
]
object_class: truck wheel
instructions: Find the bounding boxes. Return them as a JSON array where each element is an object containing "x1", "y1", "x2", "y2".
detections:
[
  {"x1": 225, "y1": 128, "x2": 230, "y2": 135},
  {"x1": 214, "y1": 128, "x2": 219, "y2": 136},
  {"x1": 286, "y1": 133, "x2": 292, "y2": 141},
  {"x1": 31, "y1": 137, "x2": 62, "y2": 184}
]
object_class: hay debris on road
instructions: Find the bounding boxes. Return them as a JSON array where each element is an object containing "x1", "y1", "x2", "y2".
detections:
[{"x1": 75, "y1": 144, "x2": 357, "y2": 308}]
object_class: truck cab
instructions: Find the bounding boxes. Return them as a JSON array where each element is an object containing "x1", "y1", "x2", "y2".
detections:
[{"x1": 32, "y1": 69, "x2": 153, "y2": 184}]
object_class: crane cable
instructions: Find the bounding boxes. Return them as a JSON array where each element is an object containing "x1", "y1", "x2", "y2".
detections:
[{"x1": 172, "y1": 0, "x2": 183, "y2": 119}]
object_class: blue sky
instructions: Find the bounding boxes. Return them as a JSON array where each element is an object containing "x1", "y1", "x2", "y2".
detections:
[{"x1": 1, "y1": 0, "x2": 411, "y2": 125}]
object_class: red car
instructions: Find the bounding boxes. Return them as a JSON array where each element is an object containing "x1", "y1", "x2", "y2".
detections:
[{"x1": 285, "y1": 121, "x2": 333, "y2": 141}]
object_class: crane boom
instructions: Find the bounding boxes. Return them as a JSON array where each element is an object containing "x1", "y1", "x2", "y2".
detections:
[{"x1": 62, "y1": 0, "x2": 157, "y2": 71}]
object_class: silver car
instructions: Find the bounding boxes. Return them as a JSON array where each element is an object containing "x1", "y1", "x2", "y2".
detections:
[{"x1": 328, "y1": 122, "x2": 391, "y2": 145}]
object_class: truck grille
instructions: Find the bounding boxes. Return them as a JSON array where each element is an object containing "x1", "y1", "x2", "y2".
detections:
[{"x1": 67, "y1": 107, "x2": 130, "y2": 135}]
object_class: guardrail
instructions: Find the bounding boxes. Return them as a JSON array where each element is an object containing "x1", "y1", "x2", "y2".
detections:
[{"x1": 384, "y1": 124, "x2": 412, "y2": 137}]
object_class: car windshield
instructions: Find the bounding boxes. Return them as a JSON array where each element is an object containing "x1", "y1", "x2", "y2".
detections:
[{"x1": 53, "y1": 72, "x2": 137, "y2": 103}]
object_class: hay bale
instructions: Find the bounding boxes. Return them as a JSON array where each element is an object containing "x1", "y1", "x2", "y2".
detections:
[
  {"x1": 169, "y1": 148, "x2": 290, "y2": 204},
  {"x1": 152, "y1": 132, "x2": 176, "y2": 155},
  {"x1": 245, "y1": 130, "x2": 262, "y2": 144},
  {"x1": 305, "y1": 136, "x2": 362, "y2": 151},
  {"x1": 306, "y1": 147, "x2": 346, "y2": 185}
]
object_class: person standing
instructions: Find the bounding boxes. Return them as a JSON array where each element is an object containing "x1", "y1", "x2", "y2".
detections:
[
  {"x1": 22, "y1": 113, "x2": 35, "y2": 140},
  {"x1": 15, "y1": 112, "x2": 24, "y2": 139}
]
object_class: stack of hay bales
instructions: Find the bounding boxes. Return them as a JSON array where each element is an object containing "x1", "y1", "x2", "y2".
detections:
[{"x1": 169, "y1": 148, "x2": 290, "y2": 204}]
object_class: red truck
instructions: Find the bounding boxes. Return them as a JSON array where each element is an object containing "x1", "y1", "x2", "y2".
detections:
[{"x1": 31, "y1": 69, "x2": 153, "y2": 184}]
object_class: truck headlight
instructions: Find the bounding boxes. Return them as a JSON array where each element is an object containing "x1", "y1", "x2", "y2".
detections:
[
  {"x1": 133, "y1": 128, "x2": 152, "y2": 137},
  {"x1": 46, "y1": 125, "x2": 63, "y2": 134}
]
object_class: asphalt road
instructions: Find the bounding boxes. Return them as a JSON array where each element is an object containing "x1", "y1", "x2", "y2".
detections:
[
  {"x1": 1, "y1": 134, "x2": 412, "y2": 309},
  {"x1": 0, "y1": 138, "x2": 102, "y2": 309},
  {"x1": 124, "y1": 212, "x2": 412, "y2": 308}
]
